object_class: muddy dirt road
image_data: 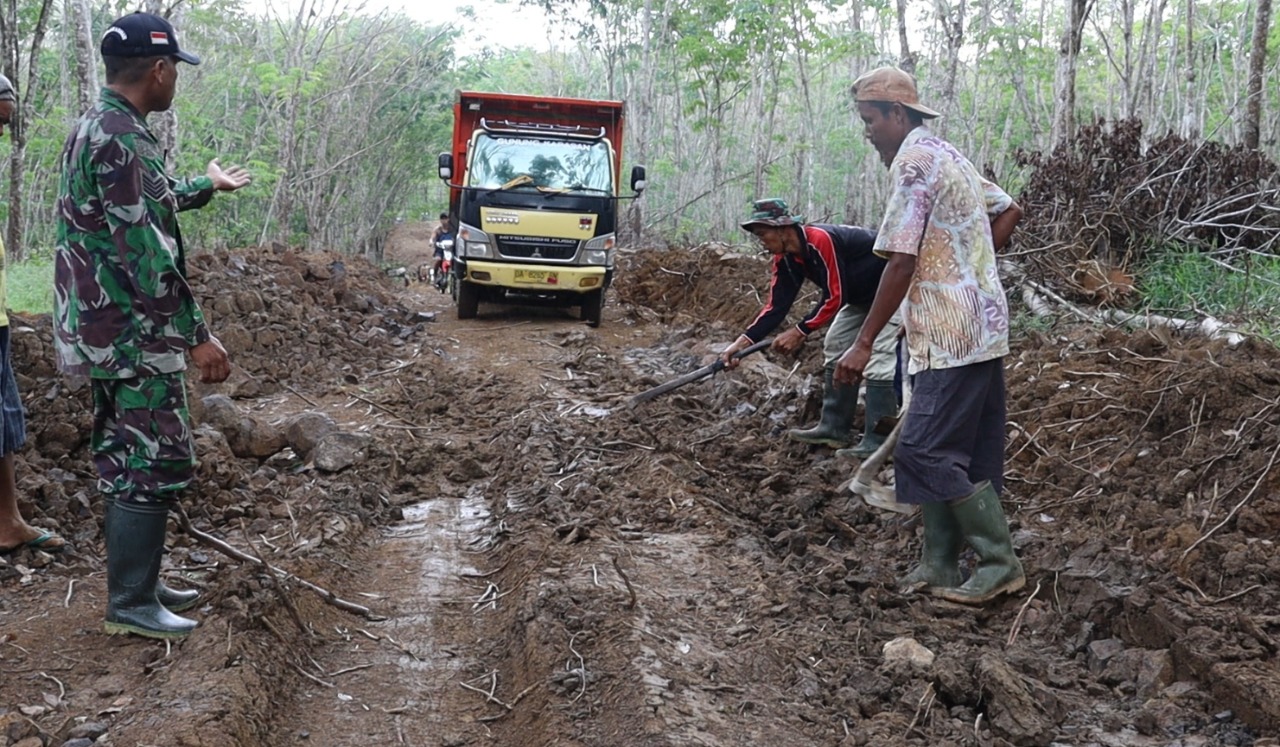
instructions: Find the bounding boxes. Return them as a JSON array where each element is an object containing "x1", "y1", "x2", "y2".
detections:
[{"x1": 1, "y1": 226, "x2": 1278, "y2": 747}]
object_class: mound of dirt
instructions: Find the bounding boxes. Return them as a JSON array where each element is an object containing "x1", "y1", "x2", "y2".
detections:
[{"x1": 613, "y1": 245, "x2": 786, "y2": 331}]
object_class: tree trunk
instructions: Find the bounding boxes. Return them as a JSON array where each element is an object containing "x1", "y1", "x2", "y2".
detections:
[
  {"x1": 935, "y1": 0, "x2": 966, "y2": 124},
  {"x1": 1050, "y1": 0, "x2": 1091, "y2": 149},
  {"x1": 1243, "y1": 0, "x2": 1273, "y2": 149},
  {"x1": 1179, "y1": 0, "x2": 1197, "y2": 138},
  {"x1": 145, "y1": 0, "x2": 179, "y2": 171},
  {"x1": 69, "y1": 0, "x2": 96, "y2": 114},
  {"x1": 1, "y1": 0, "x2": 55, "y2": 262},
  {"x1": 896, "y1": 0, "x2": 915, "y2": 74}
]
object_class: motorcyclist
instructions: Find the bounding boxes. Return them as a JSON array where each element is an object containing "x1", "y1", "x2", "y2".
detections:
[{"x1": 430, "y1": 212, "x2": 453, "y2": 283}]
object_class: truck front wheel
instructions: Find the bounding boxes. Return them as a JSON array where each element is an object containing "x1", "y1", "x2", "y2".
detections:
[
  {"x1": 580, "y1": 289, "x2": 604, "y2": 328},
  {"x1": 457, "y1": 279, "x2": 480, "y2": 320}
]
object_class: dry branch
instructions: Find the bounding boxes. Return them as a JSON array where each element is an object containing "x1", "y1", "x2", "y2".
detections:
[
  {"x1": 176, "y1": 506, "x2": 383, "y2": 620},
  {"x1": 1181, "y1": 439, "x2": 1280, "y2": 560}
]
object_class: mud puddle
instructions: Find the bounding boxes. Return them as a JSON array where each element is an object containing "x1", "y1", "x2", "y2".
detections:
[{"x1": 269, "y1": 489, "x2": 497, "y2": 746}]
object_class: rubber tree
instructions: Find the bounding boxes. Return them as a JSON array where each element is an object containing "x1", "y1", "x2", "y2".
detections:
[
  {"x1": 1243, "y1": 0, "x2": 1273, "y2": 150},
  {"x1": 0, "y1": 0, "x2": 55, "y2": 261},
  {"x1": 67, "y1": 0, "x2": 97, "y2": 115},
  {"x1": 1050, "y1": 0, "x2": 1094, "y2": 149}
]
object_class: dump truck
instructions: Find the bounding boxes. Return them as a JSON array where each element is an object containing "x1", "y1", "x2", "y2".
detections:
[{"x1": 438, "y1": 90, "x2": 646, "y2": 327}]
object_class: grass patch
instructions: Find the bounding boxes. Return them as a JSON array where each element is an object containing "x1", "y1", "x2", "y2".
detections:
[
  {"x1": 7, "y1": 256, "x2": 54, "y2": 315},
  {"x1": 1138, "y1": 249, "x2": 1280, "y2": 345}
]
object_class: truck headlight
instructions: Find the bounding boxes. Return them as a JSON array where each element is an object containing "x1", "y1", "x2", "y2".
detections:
[
  {"x1": 458, "y1": 223, "x2": 493, "y2": 259},
  {"x1": 583, "y1": 233, "x2": 615, "y2": 265}
]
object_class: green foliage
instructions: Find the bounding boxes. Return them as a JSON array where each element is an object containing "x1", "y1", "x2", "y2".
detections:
[
  {"x1": 1, "y1": 0, "x2": 1277, "y2": 259},
  {"x1": 1139, "y1": 248, "x2": 1280, "y2": 343},
  {"x1": 6, "y1": 256, "x2": 54, "y2": 315}
]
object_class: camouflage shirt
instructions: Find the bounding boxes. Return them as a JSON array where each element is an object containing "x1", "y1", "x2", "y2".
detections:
[{"x1": 54, "y1": 87, "x2": 215, "y2": 379}]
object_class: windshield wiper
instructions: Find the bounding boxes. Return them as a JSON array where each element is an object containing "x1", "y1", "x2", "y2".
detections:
[{"x1": 541, "y1": 184, "x2": 613, "y2": 197}]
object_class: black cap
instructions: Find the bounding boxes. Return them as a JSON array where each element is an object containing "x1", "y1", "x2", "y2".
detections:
[{"x1": 100, "y1": 12, "x2": 201, "y2": 65}]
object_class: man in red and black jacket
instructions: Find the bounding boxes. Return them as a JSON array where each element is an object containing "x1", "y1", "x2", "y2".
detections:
[{"x1": 721, "y1": 198, "x2": 901, "y2": 455}]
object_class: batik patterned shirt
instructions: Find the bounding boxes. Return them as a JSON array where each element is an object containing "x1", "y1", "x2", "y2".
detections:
[
  {"x1": 873, "y1": 126, "x2": 1014, "y2": 374},
  {"x1": 54, "y1": 88, "x2": 215, "y2": 379}
]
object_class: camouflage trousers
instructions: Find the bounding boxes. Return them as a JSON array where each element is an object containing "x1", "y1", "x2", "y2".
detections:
[{"x1": 91, "y1": 372, "x2": 195, "y2": 505}]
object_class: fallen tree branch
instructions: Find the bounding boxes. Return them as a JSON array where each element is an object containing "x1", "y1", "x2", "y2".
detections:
[
  {"x1": 241, "y1": 519, "x2": 312, "y2": 637},
  {"x1": 1005, "y1": 260, "x2": 1246, "y2": 345},
  {"x1": 176, "y1": 506, "x2": 384, "y2": 621}
]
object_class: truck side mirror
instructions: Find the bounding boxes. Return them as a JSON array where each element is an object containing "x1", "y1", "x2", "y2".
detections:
[
  {"x1": 438, "y1": 153, "x2": 454, "y2": 181},
  {"x1": 630, "y1": 165, "x2": 647, "y2": 194}
]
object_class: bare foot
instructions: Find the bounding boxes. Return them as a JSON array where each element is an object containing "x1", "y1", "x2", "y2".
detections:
[{"x1": 0, "y1": 523, "x2": 66, "y2": 553}]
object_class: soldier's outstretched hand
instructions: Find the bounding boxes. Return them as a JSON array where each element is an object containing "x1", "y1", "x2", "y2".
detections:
[
  {"x1": 207, "y1": 159, "x2": 252, "y2": 191},
  {"x1": 191, "y1": 337, "x2": 231, "y2": 384}
]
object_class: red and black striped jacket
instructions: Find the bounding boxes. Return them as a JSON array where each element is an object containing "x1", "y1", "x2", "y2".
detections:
[{"x1": 743, "y1": 223, "x2": 884, "y2": 343}]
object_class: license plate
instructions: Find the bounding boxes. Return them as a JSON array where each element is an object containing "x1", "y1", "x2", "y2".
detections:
[{"x1": 513, "y1": 270, "x2": 558, "y2": 284}]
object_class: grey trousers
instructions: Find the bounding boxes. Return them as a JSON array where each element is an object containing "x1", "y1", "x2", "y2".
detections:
[
  {"x1": 894, "y1": 358, "x2": 1006, "y2": 505},
  {"x1": 822, "y1": 304, "x2": 901, "y2": 381}
]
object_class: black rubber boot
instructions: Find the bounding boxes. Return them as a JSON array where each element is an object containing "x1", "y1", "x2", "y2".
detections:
[
  {"x1": 933, "y1": 481, "x2": 1026, "y2": 605},
  {"x1": 788, "y1": 367, "x2": 857, "y2": 449},
  {"x1": 104, "y1": 497, "x2": 201, "y2": 612},
  {"x1": 835, "y1": 379, "x2": 898, "y2": 459},
  {"x1": 104, "y1": 501, "x2": 198, "y2": 640},
  {"x1": 898, "y1": 502, "x2": 963, "y2": 591}
]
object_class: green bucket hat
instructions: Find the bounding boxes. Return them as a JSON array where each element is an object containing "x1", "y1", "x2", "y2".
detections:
[{"x1": 740, "y1": 198, "x2": 804, "y2": 232}]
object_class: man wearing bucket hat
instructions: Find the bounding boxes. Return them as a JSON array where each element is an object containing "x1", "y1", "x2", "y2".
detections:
[
  {"x1": 54, "y1": 12, "x2": 251, "y2": 639},
  {"x1": 834, "y1": 67, "x2": 1026, "y2": 605},
  {"x1": 721, "y1": 199, "x2": 901, "y2": 455}
]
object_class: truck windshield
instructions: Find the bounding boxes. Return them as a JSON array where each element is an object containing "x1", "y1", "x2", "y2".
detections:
[{"x1": 469, "y1": 135, "x2": 613, "y2": 193}]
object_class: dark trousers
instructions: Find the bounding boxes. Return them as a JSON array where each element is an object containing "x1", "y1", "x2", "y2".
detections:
[{"x1": 894, "y1": 358, "x2": 1005, "y2": 505}]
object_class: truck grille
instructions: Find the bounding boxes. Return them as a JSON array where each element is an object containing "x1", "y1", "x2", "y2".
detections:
[{"x1": 496, "y1": 236, "x2": 580, "y2": 262}]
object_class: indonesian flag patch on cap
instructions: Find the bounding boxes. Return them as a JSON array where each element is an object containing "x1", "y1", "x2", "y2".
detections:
[{"x1": 100, "y1": 11, "x2": 201, "y2": 64}]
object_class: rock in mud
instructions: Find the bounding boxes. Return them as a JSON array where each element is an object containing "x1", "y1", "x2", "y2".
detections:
[
  {"x1": 1209, "y1": 660, "x2": 1280, "y2": 735},
  {"x1": 1087, "y1": 638, "x2": 1125, "y2": 672},
  {"x1": 882, "y1": 637, "x2": 935, "y2": 670},
  {"x1": 65, "y1": 721, "x2": 107, "y2": 740},
  {"x1": 977, "y1": 652, "x2": 1061, "y2": 746},
  {"x1": 312, "y1": 432, "x2": 373, "y2": 472},
  {"x1": 4, "y1": 716, "x2": 39, "y2": 742},
  {"x1": 199, "y1": 394, "x2": 288, "y2": 458},
  {"x1": 284, "y1": 411, "x2": 339, "y2": 459}
]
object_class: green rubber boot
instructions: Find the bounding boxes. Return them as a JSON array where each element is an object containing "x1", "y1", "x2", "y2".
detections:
[
  {"x1": 104, "y1": 501, "x2": 199, "y2": 640},
  {"x1": 105, "y1": 498, "x2": 201, "y2": 613},
  {"x1": 835, "y1": 379, "x2": 898, "y2": 459},
  {"x1": 788, "y1": 367, "x2": 857, "y2": 449},
  {"x1": 898, "y1": 502, "x2": 963, "y2": 591},
  {"x1": 933, "y1": 481, "x2": 1026, "y2": 605}
]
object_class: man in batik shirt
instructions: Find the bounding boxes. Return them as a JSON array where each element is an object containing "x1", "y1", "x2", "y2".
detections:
[
  {"x1": 0, "y1": 75, "x2": 67, "y2": 555},
  {"x1": 835, "y1": 67, "x2": 1026, "y2": 605},
  {"x1": 54, "y1": 12, "x2": 250, "y2": 639}
]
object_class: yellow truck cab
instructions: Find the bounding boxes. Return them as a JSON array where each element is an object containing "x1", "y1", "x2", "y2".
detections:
[{"x1": 437, "y1": 90, "x2": 646, "y2": 327}]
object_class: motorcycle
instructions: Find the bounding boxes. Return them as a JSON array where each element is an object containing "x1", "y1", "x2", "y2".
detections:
[{"x1": 431, "y1": 238, "x2": 455, "y2": 294}]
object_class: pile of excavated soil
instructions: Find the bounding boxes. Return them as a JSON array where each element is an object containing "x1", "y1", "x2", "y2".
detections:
[{"x1": 1, "y1": 236, "x2": 1277, "y2": 747}]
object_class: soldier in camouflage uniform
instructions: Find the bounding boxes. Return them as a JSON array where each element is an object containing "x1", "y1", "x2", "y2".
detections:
[
  {"x1": 54, "y1": 12, "x2": 251, "y2": 640},
  {"x1": 0, "y1": 74, "x2": 67, "y2": 555}
]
